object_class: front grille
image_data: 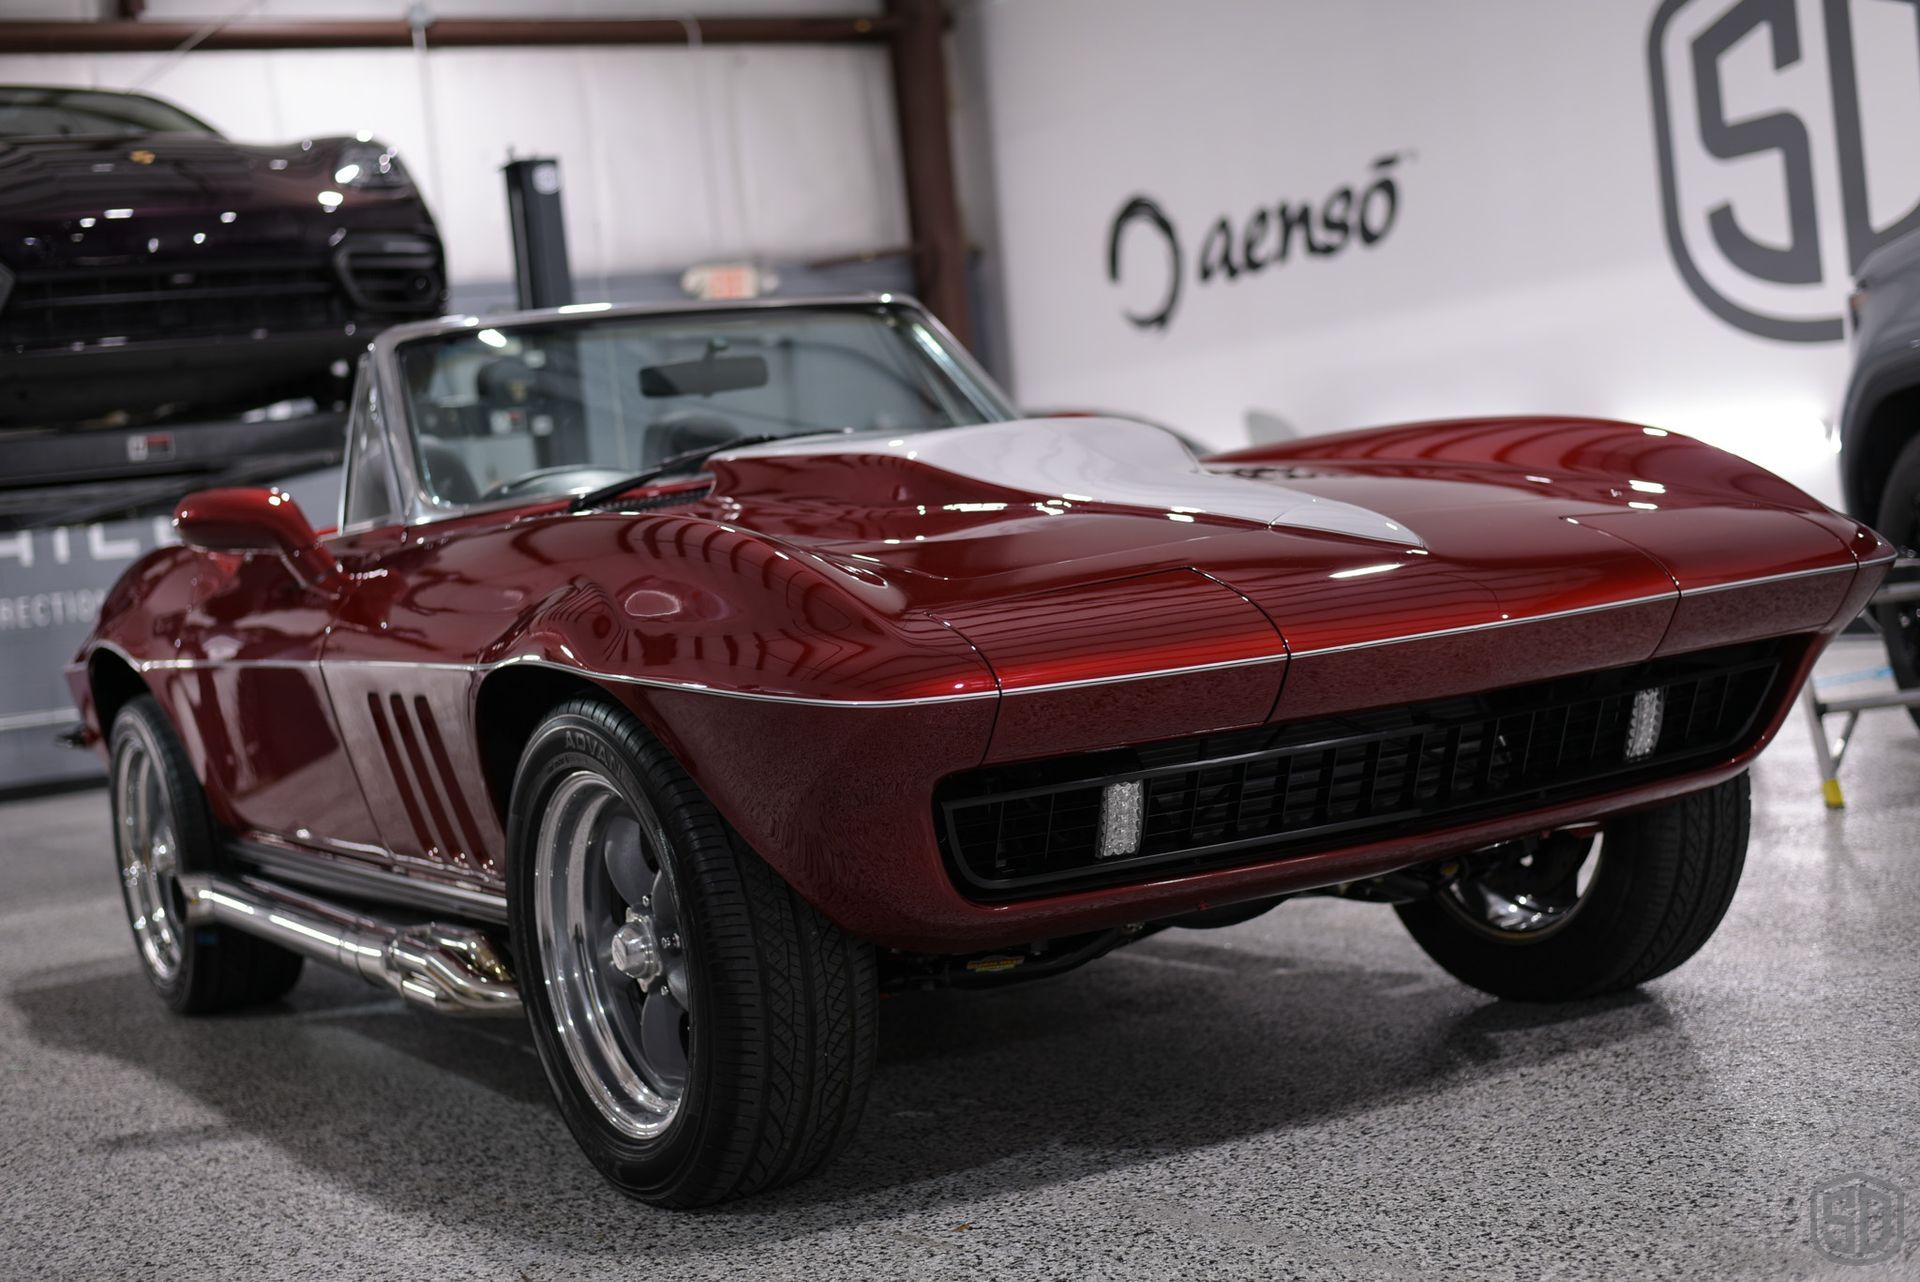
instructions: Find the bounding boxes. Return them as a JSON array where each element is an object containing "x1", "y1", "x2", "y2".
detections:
[
  {"x1": 938, "y1": 638, "x2": 1795, "y2": 898},
  {"x1": 1, "y1": 237, "x2": 442, "y2": 351},
  {"x1": 1, "y1": 257, "x2": 348, "y2": 349}
]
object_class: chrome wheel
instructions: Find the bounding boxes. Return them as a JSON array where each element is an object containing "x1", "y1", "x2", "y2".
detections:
[
  {"x1": 1439, "y1": 831, "x2": 1602, "y2": 941},
  {"x1": 533, "y1": 770, "x2": 691, "y2": 1140},
  {"x1": 114, "y1": 721, "x2": 184, "y2": 983}
]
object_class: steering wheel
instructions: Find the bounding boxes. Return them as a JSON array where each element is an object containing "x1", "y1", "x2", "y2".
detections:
[{"x1": 483, "y1": 465, "x2": 632, "y2": 501}]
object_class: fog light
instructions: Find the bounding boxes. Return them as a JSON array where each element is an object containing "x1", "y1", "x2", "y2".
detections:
[
  {"x1": 1098, "y1": 780, "x2": 1144, "y2": 859},
  {"x1": 1625, "y1": 687, "x2": 1666, "y2": 760}
]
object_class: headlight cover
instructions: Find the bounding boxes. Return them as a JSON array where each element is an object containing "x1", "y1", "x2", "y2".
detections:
[{"x1": 332, "y1": 141, "x2": 410, "y2": 189}]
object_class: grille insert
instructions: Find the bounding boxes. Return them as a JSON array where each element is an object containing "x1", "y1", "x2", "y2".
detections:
[
  {"x1": 3, "y1": 238, "x2": 442, "y2": 351},
  {"x1": 2, "y1": 258, "x2": 347, "y2": 349},
  {"x1": 938, "y1": 639, "x2": 1793, "y2": 898}
]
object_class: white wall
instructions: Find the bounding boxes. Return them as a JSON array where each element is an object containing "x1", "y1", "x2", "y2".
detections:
[
  {"x1": 0, "y1": 5, "x2": 906, "y2": 296},
  {"x1": 957, "y1": 0, "x2": 1920, "y2": 507}
]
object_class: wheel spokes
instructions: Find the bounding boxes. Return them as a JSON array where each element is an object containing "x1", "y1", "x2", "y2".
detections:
[
  {"x1": 650, "y1": 865, "x2": 691, "y2": 1008},
  {"x1": 129, "y1": 752, "x2": 153, "y2": 855},
  {"x1": 534, "y1": 770, "x2": 691, "y2": 1139},
  {"x1": 639, "y1": 989, "x2": 689, "y2": 1091},
  {"x1": 114, "y1": 734, "x2": 184, "y2": 980},
  {"x1": 602, "y1": 812, "x2": 653, "y2": 907},
  {"x1": 1445, "y1": 834, "x2": 1600, "y2": 938}
]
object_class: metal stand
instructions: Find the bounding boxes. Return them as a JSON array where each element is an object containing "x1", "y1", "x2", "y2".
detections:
[
  {"x1": 503, "y1": 157, "x2": 573, "y2": 310},
  {"x1": 1803, "y1": 564, "x2": 1920, "y2": 808}
]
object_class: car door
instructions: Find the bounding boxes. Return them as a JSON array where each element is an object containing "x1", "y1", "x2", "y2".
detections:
[
  {"x1": 316, "y1": 361, "x2": 508, "y2": 884},
  {"x1": 170, "y1": 472, "x2": 384, "y2": 856}
]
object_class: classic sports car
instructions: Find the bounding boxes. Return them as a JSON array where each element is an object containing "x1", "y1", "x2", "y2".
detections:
[
  {"x1": 0, "y1": 84, "x2": 444, "y2": 428},
  {"x1": 67, "y1": 297, "x2": 1892, "y2": 1207}
]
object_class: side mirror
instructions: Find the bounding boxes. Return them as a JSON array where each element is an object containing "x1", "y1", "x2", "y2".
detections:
[{"x1": 173, "y1": 487, "x2": 341, "y2": 589}]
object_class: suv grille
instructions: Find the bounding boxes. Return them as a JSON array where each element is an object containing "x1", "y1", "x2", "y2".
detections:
[
  {"x1": 2, "y1": 258, "x2": 347, "y2": 349},
  {"x1": 1, "y1": 238, "x2": 442, "y2": 351},
  {"x1": 938, "y1": 638, "x2": 1794, "y2": 898}
]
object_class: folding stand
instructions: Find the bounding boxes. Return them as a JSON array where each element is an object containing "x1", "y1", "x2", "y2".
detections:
[{"x1": 1803, "y1": 561, "x2": 1920, "y2": 808}]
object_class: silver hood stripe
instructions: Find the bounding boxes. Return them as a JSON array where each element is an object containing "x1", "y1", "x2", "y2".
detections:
[{"x1": 731, "y1": 417, "x2": 1427, "y2": 547}]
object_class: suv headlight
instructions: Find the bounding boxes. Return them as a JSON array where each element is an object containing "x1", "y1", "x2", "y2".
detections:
[{"x1": 333, "y1": 141, "x2": 410, "y2": 189}]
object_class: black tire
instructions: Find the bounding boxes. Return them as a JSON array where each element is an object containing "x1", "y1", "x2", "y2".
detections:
[
  {"x1": 1871, "y1": 433, "x2": 1920, "y2": 731},
  {"x1": 507, "y1": 696, "x2": 878, "y2": 1208},
  {"x1": 108, "y1": 696, "x2": 304, "y2": 1014},
  {"x1": 1395, "y1": 773, "x2": 1750, "y2": 1001}
]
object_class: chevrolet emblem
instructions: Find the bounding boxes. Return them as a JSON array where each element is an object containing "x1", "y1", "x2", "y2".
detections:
[{"x1": 129, "y1": 149, "x2": 155, "y2": 165}]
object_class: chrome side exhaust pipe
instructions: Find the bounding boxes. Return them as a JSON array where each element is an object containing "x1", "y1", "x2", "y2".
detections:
[{"x1": 180, "y1": 874, "x2": 522, "y2": 1017}]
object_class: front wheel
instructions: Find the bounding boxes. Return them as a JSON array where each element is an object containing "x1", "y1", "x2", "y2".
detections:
[
  {"x1": 508, "y1": 696, "x2": 878, "y2": 1208},
  {"x1": 1395, "y1": 773, "x2": 1750, "y2": 1001}
]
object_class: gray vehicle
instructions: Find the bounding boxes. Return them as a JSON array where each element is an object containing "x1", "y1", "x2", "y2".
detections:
[{"x1": 1839, "y1": 234, "x2": 1920, "y2": 725}]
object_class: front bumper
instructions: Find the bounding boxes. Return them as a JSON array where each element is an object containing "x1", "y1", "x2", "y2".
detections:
[
  {"x1": 937, "y1": 637, "x2": 1792, "y2": 899},
  {"x1": 627, "y1": 542, "x2": 1887, "y2": 954},
  {"x1": 629, "y1": 626, "x2": 1829, "y2": 954}
]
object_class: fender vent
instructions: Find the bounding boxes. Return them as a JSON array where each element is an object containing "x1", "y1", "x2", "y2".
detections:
[
  {"x1": 366, "y1": 691, "x2": 492, "y2": 868},
  {"x1": 937, "y1": 638, "x2": 1793, "y2": 898}
]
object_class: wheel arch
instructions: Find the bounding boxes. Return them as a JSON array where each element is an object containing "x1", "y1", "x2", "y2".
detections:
[
  {"x1": 1846, "y1": 383, "x2": 1920, "y2": 522},
  {"x1": 88, "y1": 646, "x2": 151, "y2": 737},
  {"x1": 471, "y1": 663, "x2": 689, "y2": 828}
]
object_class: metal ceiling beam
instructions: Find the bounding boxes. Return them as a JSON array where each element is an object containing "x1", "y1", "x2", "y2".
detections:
[{"x1": 0, "y1": 15, "x2": 895, "y2": 53}]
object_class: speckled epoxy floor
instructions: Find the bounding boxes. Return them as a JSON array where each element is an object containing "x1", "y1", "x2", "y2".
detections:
[{"x1": 2, "y1": 638, "x2": 1916, "y2": 1281}]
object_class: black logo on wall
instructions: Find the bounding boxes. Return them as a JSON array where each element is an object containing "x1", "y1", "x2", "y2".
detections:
[
  {"x1": 1105, "y1": 154, "x2": 1405, "y2": 332},
  {"x1": 1650, "y1": 0, "x2": 1920, "y2": 342}
]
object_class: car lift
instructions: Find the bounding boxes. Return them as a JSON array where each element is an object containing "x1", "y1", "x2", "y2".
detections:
[
  {"x1": 1802, "y1": 558, "x2": 1920, "y2": 808},
  {"x1": 0, "y1": 410, "x2": 346, "y2": 532}
]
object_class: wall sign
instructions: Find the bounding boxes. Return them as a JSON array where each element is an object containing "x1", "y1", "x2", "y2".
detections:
[
  {"x1": 1104, "y1": 154, "x2": 1407, "y2": 332},
  {"x1": 1650, "y1": 0, "x2": 1920, "y2": 342}
]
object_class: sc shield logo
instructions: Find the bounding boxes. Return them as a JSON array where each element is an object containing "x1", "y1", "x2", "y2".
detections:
[{"x1": 1650, "y1": 0, "x2": 1920, "y2": 342}]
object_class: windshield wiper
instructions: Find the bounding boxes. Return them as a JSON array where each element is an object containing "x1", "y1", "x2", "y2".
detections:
[{"x1": 568, "y1": 427, "x2": 856, "y2": 513}]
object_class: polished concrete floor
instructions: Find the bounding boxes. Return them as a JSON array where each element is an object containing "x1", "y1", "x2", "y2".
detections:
[{"x1": 2, "y1": 638, "x2": 1916, "y2": 1281}]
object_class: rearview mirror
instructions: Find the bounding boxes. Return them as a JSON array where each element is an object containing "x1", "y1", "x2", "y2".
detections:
[
  {"x1": 639, "y1": 354, "x2": 769, "y2": 398},
  {"x1": 173, "y1": 487, "x2": 341, "y2": 589}
]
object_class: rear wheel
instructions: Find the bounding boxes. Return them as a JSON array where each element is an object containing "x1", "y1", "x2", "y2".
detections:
[
  {"x1": 1872, "y1": 434, "x2": 1920, "y2": 731},
  {"x1": 508, "y1": 696, "x2": 877, "y2": 1207},
  {"x1": 1396, "y1": 773, "x2": 1749, "y2": 1001},
  {"x1": 109, "y1": 696, "x2": 304, "y2": 1013}
]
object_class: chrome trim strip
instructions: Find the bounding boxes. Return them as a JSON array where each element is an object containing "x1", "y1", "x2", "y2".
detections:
[
  {"x1": 102, "y1": 645, "x2": 1002, "y2": 709},
  {"x1": 1286, "y1": 590, "x2": 1680, "y2": 660},
  {"x1": 84, "y1": 559, "x2": 1862, "y2": 706},
  {"x1": 1684, "y1": 560, "x2": 1862, "y2": 595},
  {"x1": 998, "y1": 650, "x2": 1289, "y2": 695},
  {"x1": 507, "y1": 657, "x2": 1003, "y2": 708}
]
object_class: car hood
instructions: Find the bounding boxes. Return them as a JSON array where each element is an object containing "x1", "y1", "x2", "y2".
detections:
[
  {"x1": 0, "y1": 132, "x2": 407, "y2": 267},
  {"x1": 696, "y1": 416, "x2": 1867, "y2": 680}
]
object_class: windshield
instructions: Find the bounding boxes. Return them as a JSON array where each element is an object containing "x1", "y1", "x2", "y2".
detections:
[
  {"x1": 393, "y1": 304, "x2": 1013, "y2": 507},
  {"x1": 0, "y1": 87, "x2": 218, "y2": 138}
]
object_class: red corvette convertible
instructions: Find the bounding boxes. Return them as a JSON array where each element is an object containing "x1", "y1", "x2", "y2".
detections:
[{"x1": 67, "y1": 297, "x2": 1892, "y2": 1206}]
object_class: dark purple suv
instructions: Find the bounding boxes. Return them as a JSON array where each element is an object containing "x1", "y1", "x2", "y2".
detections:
[{"x1": 0, "y1": 85, "x2": 446, "y2": 428}]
